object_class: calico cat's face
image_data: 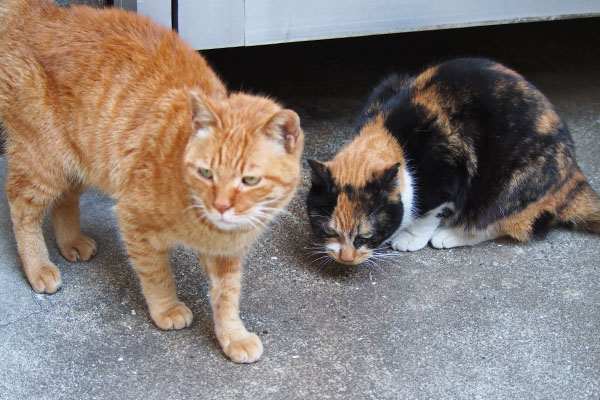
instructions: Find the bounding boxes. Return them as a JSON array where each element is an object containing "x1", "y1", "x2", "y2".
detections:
[
  {"x1": 183, "y1": 92, "x2": 303, "y2": 231},
  {"x1": 306, "y1": 159, "x2": 404, "y2": 265}
]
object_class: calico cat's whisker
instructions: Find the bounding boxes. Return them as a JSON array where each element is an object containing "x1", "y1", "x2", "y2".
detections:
[
  {"x1": 305, "y1": 247, "x2": 329, "y2": 256},
  {"x1": 297, "y1": 237, "x2": 320, "y2": 247},
  {"x1": 369, "y1": 254, "x2": 397, "y2": 266},
  {"x1": 302, "y1": 242, "x2": 327, "y2": 250},
  {"x1": 306, "y1": 58, "x2": 600, "y2": 286},
  {"x1": 319, "y1": 258, "x2": 336, "y2": 269},
  {"x1": 359, "y1": 258, "x2": 383, "y2": 274},
  {"x1": 370, "y1": 255, "x2": 398, "y2": 262},
  {"x1": 371, "y1": 247, "x2": 396, "y2": 256},
  {"x1": 307, "y1": 254, "x2": 334, "y2": 268},
  {"x1": 304, "y1": 248, "x2": 328, "y2": 254},
  {"x1": 367, "y1": 260, "x2": 385, "y2": 273},
  {"x1": 371, "y1": 252, "x2": 397, "y2": 258}
]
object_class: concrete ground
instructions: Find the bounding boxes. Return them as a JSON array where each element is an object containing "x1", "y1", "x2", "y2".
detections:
[{"x1": 1, "y1": 17, "x2": 599, "y2": 400}]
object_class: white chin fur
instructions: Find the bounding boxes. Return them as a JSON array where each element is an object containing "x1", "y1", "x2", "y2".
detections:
[
  {"x1": 206, "y1": 210, "x2": 265, "y2": 231},
  {"x1": 209, "y1": 218, "x2": 243, "y2": 231}
]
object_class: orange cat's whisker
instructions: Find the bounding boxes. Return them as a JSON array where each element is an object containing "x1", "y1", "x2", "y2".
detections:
[
  {"x1": 257, "y1": 206, "x2": 290, "y2": 216},
  {"x1": 0, "y1": 0, "x2": 304, "y2": 364}
]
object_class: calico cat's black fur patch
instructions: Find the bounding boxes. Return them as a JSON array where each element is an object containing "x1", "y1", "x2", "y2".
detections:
[
  {"x1": 307, "y1": 160, "x2": 403, "y2": 248},
  {"x1": 360, "y1": 58, "x2": 571, "y2": 228},
  {"x1": 306, "y1": 57, "x2": 600, "y2": 264}
]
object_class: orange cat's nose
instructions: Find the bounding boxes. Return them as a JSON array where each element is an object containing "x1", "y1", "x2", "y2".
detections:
[{"x1": 213, "y1": 200, "x2": 232, "y2": 214}]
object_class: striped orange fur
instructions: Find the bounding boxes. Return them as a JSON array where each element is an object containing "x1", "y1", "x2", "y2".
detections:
[{"x1": 0, "y1": 0, "x2": 303, "y2": 363}]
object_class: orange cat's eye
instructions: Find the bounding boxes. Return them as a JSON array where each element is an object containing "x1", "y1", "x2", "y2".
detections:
[
  {"x1": 359, "y1": 232, "x2": 373, "y2": 239},
  {"x1": 198, "y1": 168, "x2": 213, "y2": 179},
  {"x1": 242, "y1": 176, "x2": 261, "y2": 186}
]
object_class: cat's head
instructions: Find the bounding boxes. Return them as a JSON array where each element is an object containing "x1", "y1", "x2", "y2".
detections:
[
  {"x1": 306, "y1": 158, "x2": 406, "y2": 265},
  {"x1": 183, "y1": 91, "x2": 304, "y2": 231}
]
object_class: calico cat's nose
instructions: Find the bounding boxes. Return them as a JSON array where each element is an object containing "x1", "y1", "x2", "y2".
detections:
[{"x1": 339, "y1": 246, "x2": 356, "y2": 263}]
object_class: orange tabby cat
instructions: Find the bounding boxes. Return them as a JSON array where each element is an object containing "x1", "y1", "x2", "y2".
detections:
[{"x1": 0, "y1": 0, "x2": 303, "y2": 363}]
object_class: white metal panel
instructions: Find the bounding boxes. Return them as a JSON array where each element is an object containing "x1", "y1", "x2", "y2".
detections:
[
  {"x1": 136, "y1": 0, "x2": 171, "y2": 29},
  {"x1": 178, "y1": 0, "x2": 245, "y2": 49},
  {"x1": 114, "y1": 0, "x2": 172, "y2": 29},
  {"x1": 245, "y1": 0, "x2": 600, "y2": 46}
]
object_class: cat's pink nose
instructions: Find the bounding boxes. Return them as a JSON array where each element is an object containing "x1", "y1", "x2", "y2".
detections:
[
  {"x1": 339, "y1": 246, "x2": 355, "y2": 263},
  {"x1": 213, "y1": 200, "x2": 232, "y2": 214}
]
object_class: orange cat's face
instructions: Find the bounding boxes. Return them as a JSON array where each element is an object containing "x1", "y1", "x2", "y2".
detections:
[{"x1": 183, "y1": 92, "x2": 303, "y2": 231}]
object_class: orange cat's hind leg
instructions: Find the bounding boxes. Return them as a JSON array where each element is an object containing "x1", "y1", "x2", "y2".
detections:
[
  {"x1": 51, "y1": 184, "x2": 97, "y2": 262},
  {"x1": 6, "y1": 168, "x2": 65, "y2": 294}
]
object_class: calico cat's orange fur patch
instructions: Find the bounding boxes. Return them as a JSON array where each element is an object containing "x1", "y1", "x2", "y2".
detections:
[
  {"x1": 328, "y1": 115, "x2": 405, "y2": 189},
  {"x1": 306, "y1": 57, "x2": 599, "y2": 265},
  {"x1": 0, "y1": 0, "x2": 303, "y2": 363}
]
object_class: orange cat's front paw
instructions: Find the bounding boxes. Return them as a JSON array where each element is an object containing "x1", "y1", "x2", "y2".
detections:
[
  {"x1": 151, "y1": 302, "x2": 193, "y2": 330},
  {"x1": 58, "y1": 235, "x2": 97, "y2": 262},
  {"x1": 27, "y1": 263, "x2": 62, "y2": 294},
  {"x1": 220, "y1": 331, "x2": 263, "y2": 364}
]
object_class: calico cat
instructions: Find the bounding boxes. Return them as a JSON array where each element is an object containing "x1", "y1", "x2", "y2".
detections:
[
  {"x1": 306, "y1": 57, "x2": 600, "y2": 265},
  {"x1": 0, "y1": 0, "x2": 304, "y2": 363}
]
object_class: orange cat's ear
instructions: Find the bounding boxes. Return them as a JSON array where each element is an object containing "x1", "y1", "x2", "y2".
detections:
[
  {"x1": 189, "y1": 91, "x2": 221, "y2": 134},
  {"x1": 261, "y1": 110, "x2": 302, "y2": 153}
]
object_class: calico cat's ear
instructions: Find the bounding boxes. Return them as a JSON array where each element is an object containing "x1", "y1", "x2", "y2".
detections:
[
  {"x1": 261, "y1": 109, "x2": 303, "y2": 153},
  {"x1": 380, "y1": 163, "x2": 401, "y2": 189},
  {"x1": 189, "y1": 91, "x2": 221, "y2": 133},
  {"x1": 307, "y1": 159, "x2": 331, "y2": 188}
]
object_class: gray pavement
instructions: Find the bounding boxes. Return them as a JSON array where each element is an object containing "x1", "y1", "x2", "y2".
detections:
[{"x1": 1, "y1": 18, "x2": 599, "y2": 400}]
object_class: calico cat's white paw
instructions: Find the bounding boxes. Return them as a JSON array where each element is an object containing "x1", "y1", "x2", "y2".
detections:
[
  {"x1": 391, "y1": 229, "x2": 431, "y2": 251},
  {"x1": 431, "y1": 226, "x2": 499, "y2": 249},
  {"x1": 430, "y1": 227, "x2": 464, "y2": 249}
]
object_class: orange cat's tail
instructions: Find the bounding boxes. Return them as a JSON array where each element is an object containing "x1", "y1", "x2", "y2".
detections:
[{"x1": 557, "y1": 178, "x2": 600, "y2": 234}]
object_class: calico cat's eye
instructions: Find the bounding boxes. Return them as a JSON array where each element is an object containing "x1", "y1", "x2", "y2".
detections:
[
  {"x1": 198, "y1": 168, "x2": 213, "y2": 179},
  {"x1": 242, "y1": 176, "x2": 261, "y2": 186},
  {"x1": 359, "y1": 232, "x2": 373, "y2": 239},
  {"x1": 323, "y1": 226, "x2": 337, "y2": 236}
]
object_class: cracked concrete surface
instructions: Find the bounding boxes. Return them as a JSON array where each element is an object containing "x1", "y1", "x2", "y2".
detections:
[{"x1": 1, "y1": 16, "x2": 599, "y2": 400}]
